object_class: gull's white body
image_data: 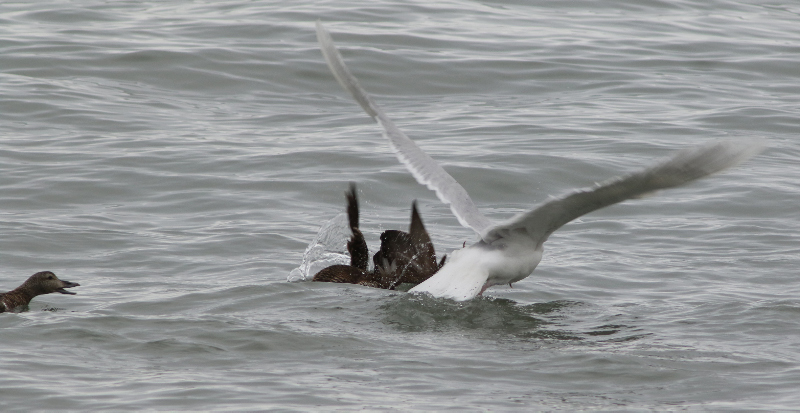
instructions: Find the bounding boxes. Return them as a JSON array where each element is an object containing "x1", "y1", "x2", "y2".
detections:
[
  {"x1": 420, "y1": 236, "x2": 544, "y2": 300},
  {"x1": 315, "y1": 22, "x2": 763, "y2": 301}
]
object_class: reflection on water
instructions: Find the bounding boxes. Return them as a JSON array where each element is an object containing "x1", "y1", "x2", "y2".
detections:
[
  {"x1": 383, "y1": 295, "x2": 570, "y2": 338},
  {"x1": 381, "y1": 294, "x2": 649, "y2": 343}
]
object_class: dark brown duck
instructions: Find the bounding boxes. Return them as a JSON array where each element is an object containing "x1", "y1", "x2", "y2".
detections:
[
  {"x1": 312, "y1": 184, "x2": 445, "y2": 290},
  {"x1": 0, "y1": 271, "x2": 80, "y2": 313}
]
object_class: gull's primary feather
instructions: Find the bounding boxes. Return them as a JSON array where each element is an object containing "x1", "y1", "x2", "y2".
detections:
[
  {"x1": 483, "y1": 139, "x2": 765, "y2": 246},
  {"x1": 316, "y1": 21, "x2": 493, "y2": 236}
]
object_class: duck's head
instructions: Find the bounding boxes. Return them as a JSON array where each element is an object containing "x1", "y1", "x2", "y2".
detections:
[{"x1": 23, "y1": 271, "x2": 80, "y2": 296}]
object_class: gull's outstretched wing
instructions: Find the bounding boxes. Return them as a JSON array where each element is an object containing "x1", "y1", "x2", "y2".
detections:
[
  {"x1": 483, "y1": 139, "x2": 764, "y2": 246},
  {"x1": 316, "y1": 21, "x2": 493, "y2": 237}
]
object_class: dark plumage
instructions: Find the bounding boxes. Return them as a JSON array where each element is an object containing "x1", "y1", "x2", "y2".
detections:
[
  {"x1": 312, "y1": 184, "x2": 444, "y2": 290},
  {"x1": 372, "y1": 201, "x2": 446, "y2": 286},
  {"x1": 0, "y1": 271, "x2": 80, "y2": 313},
  {"x1": 345, "y1": 185, "x2": 369, "y2": 272}
]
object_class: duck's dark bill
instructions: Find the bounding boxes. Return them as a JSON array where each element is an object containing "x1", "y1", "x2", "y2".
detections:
[{"x1": 57, "y1": 281, "x2": 80, "y2": 295}]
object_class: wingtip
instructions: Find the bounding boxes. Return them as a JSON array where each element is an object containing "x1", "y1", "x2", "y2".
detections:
[
  {"x1": 691, "y1": 137, "x2": 766, "y2": 176},
  {"x1": 315, "y1": 20, "x2": 380, "y2": 120},
  {"x1": 409, "y1": 199, "x2": 425, "y2": 235},
  {"x1": 345, "y1": 182, "x2": 359, "y2": 230},
  {"x1": 314, "y1": 20, "x2": 326, "y2": 35},
  {"x1": 728, "y1": 137, "x2": 767, "y2": 162}
]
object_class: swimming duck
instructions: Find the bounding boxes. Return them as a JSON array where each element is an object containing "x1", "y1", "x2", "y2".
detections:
[
  {"x1": 0, "y1": 271, "x2": 80, "y2": 313},
  {"x1": 312, "y1": 183, "x2": 445, "y2": 289},
  {"x1": 316, "y1": 22, "x2": 763, "y2": 301}
]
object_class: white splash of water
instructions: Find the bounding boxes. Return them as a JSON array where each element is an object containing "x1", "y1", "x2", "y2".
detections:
[{"x1": 287, "y1": 213, "x2": 351, "y2": 282}]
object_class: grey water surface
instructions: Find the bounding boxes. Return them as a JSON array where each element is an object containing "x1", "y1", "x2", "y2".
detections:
[{"x1": 2, "y1": 0, "x2": 799, "y2": 410}]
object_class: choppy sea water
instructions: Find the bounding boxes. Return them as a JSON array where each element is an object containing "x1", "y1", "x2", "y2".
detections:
[{"x1": 2, "y1": 0, "x2": 799, "y2": 410}]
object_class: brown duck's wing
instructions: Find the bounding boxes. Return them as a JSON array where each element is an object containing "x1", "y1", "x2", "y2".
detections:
[
  {"x1": 341, "y1": 184, "x2": 369, "y2": 271},
  {"x1": 347, "y1": 227, "x2": 369, "y2": 271},
  {"x1": 312, "y1": 265, "x2": 367, "y2": 284},
  {"x1": 407, "y1": 201, "x2": 439, "y2": 278},
  {"x1": 346, "y1": 182, "x2": 359, "y2": 230},
  {"x1": 408, "y1": 201, "x2": 431, "y2": 247}
]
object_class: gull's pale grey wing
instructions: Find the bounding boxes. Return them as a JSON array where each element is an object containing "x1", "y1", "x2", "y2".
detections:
[
  {"x1": 484, "y1": 139, "x2": 764, "y2": 245},
  {"x1": 316, "y1": 21, "x2": 493, "y2": 237}
]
